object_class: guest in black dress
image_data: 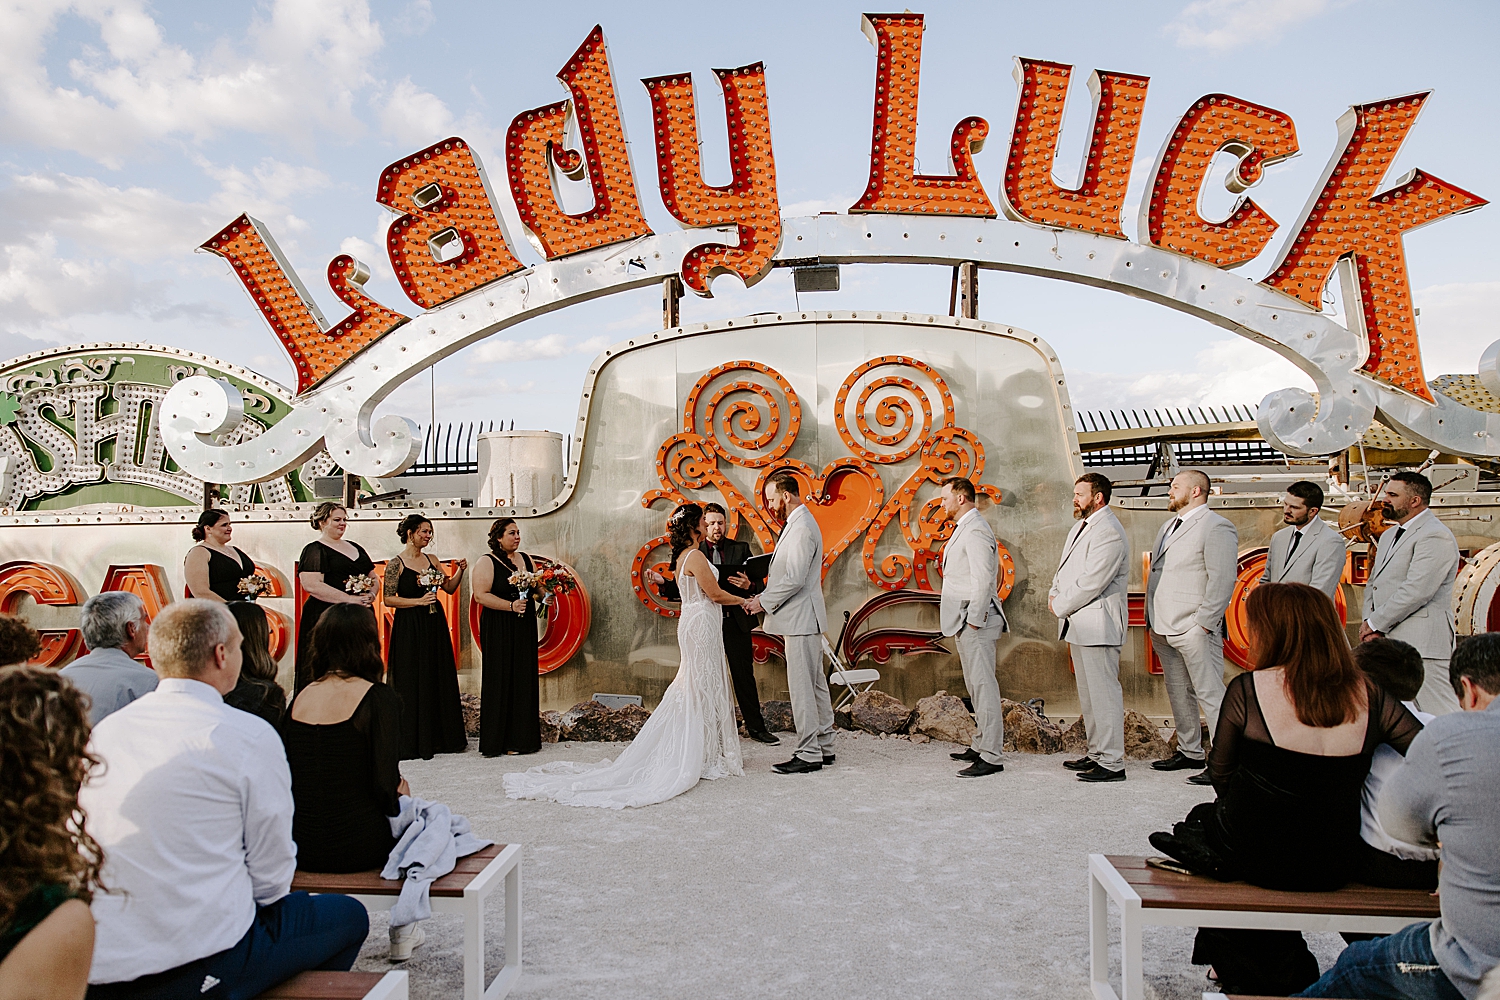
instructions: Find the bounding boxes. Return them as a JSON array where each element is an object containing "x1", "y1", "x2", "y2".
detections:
[
  {"x1": 474, "y1": 518, "x2": 541, "y2": 756},
  {"x1": 1148, "y1": 583, "x2": 1423, "y2": 996},
  {"x1": 295, "y1": 502, "x2": 376, "y2": 692},
  {"x1": 384, "y1": 514, "x2": 467, "y2": 760},
  {"x1": 279, "y1": 604, "x2": 403, "y2": 874},
  {"x1": 224, "y1": 602, "x2": 287, "y2": 727},
  {"x1": 184, "y1": 509, "x2": 257, "y2": 602}
]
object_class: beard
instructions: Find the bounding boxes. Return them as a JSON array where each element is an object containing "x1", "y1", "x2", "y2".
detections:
[
  {"x1": 1166, "y1": 495, "x2": 1188, "y2": 512},
  {"x1": 1072, "y1": 503, "x2": 1087, "y2": 520}
]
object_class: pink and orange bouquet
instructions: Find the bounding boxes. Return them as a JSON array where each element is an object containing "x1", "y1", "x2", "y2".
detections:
[
  {"x1": 236, "y1": 574, "x2": 271, "y2": 601},
  {"x1": 416, "y1": 566, "x2": 446, "y2": 614}
]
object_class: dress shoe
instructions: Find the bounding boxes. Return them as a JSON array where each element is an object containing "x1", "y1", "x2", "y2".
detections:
[
  {"x1": 772, "y1": 757, "x2": 823, "y2": 774},
  {"x1": 1186, "y1": 771, "x2": 1214, "y2": 786},
  {"x1": 1077, "y1": 766, "x2": 1126, "y2": 782},
  {"x1": 1151, "y1": 751, "x2": 1207, "y2": 772},
  {"x1": 748, "y1": 730, "x2": 781, "y2": 745},
  {"x1": 956, "y1": 760, "x2": 1004, "y2": 777},
  {"x1": 822, "y1": 753, "x2": 835, "y2": 765},
  {"x1": 951, "y1": 748, "x2": 981, "y2": 762},
  {"x1": 1063, "y1": 756, "x2": 1097, "y2": 771}
]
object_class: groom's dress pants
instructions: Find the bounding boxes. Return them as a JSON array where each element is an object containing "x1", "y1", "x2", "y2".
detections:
[
  {"x1": 957, "y1": 622, "x2": 1005, "y2": 765},
  {"x1": 784, "y1": 633, "x2": 835, "y2": 762}
]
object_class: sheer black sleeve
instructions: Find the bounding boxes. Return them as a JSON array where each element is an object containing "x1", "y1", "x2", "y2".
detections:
[
  {"x1": 299, "y1": 541, "x2": 324, "y2": 574},
  {"x1": 1363, "y1": 679, "x2": 1424, "y2": 756},
  {"x1": 353, "y1": 684, "x2": 404, "y2": 817},
  {"x1": 1206, "y1": 671, "x2": 1252, "y2": 788}
]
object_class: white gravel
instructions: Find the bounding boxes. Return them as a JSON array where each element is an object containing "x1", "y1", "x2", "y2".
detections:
[{"x1": 352, "y1": 732, "x2": 1350, "y2": 999}]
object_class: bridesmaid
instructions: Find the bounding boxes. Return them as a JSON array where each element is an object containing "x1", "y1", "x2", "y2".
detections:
[
  {"x1": 475, "y1": 518, "x2": 541, "y2": 757},
  {"x1": 184, "y1": 509, "x2": 255, "y2": 602},
  {"x1": 296, "y1": 502, "x2": 375, "y2": 692},
  {"x1": 384, "y1": 514, "x2": 468, "y2": 760}
]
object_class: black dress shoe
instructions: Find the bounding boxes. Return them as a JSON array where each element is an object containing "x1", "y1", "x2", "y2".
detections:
[
  {"x1": 1063, "y1": 756, "x2": 1097, "y2": 771},
  {"x1": 822, "y1": 753, "x2": 835, "y2": 765},
  {"x1": 1077, "y1": 766, "x2": 1126, "y2": 782},
  {"x1": 951, "y1": 748, "x2": 981, "y2": 762},
  {"x1": 772, "y1": 757, "x2": 823, "y2": 774},
  {"x1": 1186, "y1": 771, "x2": 1214, "y2": 786},
  {"x1": 1151, "y1": 751, "x2": 1207, "y2": 771},
  {"x1": 956, "y1": 760, "x2": 1004, "y2": 777},
  {"x1": 748, "y1": 730, "x2": 781, "y2": 745}
]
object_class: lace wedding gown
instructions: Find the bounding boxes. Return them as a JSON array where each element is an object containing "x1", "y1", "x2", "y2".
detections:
[{"x1": 502, "y1": 563, "x2": 743, "y2": 808}]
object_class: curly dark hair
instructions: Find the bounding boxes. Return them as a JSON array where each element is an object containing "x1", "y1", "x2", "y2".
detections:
[
  {"x1": 487, "y1": 518, "x2": 518, "y2": 556},
  {"x1": 668, "y1": 503, "x2": 702, "y2": 571},
  {"x1": 192, "y1": 508, "x2": 230, "y2": 542},
  {"x1": 309, "y1": 501, "x2": 346, "y2": 531},
  {"x1": 396, "y1": 514, "x2": 432, "y2": 543},
  {"x1": 0, "y1": 666, "x2": 104, "y2": 932},
  {"x1": 0, "y1": 616, "x2": 42, "y2": 667}
]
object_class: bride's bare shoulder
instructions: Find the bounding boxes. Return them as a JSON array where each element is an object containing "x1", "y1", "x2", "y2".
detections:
[{"x1": 678, "y1": 547, "x2": 709, "y2": 575}]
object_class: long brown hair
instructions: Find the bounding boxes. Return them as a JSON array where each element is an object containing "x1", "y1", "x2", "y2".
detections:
[
  {"x1": 1247, "y1": 582, "x2": 1364, "y2": 727},
  {"x1": 0, "y1": 666, "x2": 104, "y2": 931},
  {"x1": 227, "y1": 602, "x2": 278, "y2": 683},
  {"x1": 307, "y1": 605, "x2": 384, "y2": 683}
]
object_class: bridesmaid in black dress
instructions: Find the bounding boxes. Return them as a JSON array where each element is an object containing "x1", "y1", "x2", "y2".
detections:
[
  {"x1": 295, "y1": 502, "x2": 376, "y2": 692},
  {"x1": 184, "y1": 509, "x2": 256, "y2": 602},
  {"x1": 384, "y1": 514, "x2": 468, "y2": 760},
  {"x1": 475, "y1": 518, "x2": 541, "y2": 756}
]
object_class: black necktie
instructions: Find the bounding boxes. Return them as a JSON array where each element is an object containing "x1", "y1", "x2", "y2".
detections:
[
  {"x1": 1287, "y1": 530, "x2": 1302, "y2": 561},
  {"x1": 1388, "y1": 525, "x2": 1405, "y2": 547},
  {"x1": 1167, "y1": 517, "x2": 1182, "y2": 537}
]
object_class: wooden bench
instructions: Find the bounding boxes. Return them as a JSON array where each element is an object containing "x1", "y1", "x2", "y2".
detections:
[
  {"x1": 1088, "y1": 854, "x2": 1440, "y2": 1000},
  {"x1": 256, "y1": 971, "x2": 407, "y2": 999},
  {"x1": 292, "y1": 843, "x2": 521, "y2": 1000}
]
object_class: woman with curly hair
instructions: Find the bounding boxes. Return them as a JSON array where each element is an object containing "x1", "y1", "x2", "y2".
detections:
[
  {"x1": 0, "y1": 662, "x2": 103, "y2": 999},
  {"x1": 0, "y1": 614, "x2": 41, "y2": 668},
  {"x1": 384, "y1": 514, "x2": 467, "y2": 760},
  {"x1": 295, "y1": 501, "x2": 376, "y2": 693},
  {"x1": 474, "y1": 518, "x2": 541, "y2": 757}
]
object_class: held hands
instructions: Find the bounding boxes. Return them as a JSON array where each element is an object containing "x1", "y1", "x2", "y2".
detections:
[
  {"x1": 511, "y1": 598, "x2": 527, "y2": 614},
  {"x1": 743, "y1": 596, "x2": 763, "y2": 614},
  {"x1": 418, "y1": 592, "x2": 438, "y2": 606},
  {"x1": 351, "y1": 592, "x2": 375, "y2": 607},
  {"x1": 1358, "y1": 621, "x2": 1383, "y2": 643}
]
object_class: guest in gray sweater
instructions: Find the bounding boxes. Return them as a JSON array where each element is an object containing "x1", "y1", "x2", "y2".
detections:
[
  {"x1": 58, "y1": 592, "x2": 157, "y2": 725},
  {"x1": 1299, "y1": 633, "x2": 1500, "y2": 1000}
]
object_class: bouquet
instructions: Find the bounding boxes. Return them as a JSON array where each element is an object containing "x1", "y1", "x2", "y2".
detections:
[
  {"x1": 344, "y1": 573, "x2": 377, "y2": 599},
  {"x1": 236, "y1": 573, "x2": 271, "y2": 602},
  {"x1": 534, "y1": 565, "x2": 577, "y2": 598},
  {"x1": 417, "y1": 566, "x2": 446, "y2": 614},
  {"x1": 507, "y1": 569, "x2": 539, "y2": 614}
]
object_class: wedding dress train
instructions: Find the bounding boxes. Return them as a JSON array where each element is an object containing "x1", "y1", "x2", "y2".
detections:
[{"x1": 502, "y1": 563, "x2": 743, "y2": 808}]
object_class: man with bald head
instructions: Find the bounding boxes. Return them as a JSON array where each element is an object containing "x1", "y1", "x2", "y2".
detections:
[{"x1": 1146, "y1": 469, "x2": 1238, "y2": 785}]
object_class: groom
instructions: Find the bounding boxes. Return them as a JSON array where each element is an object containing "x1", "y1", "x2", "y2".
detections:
[{"x1": 745, "y1": 472, "x2": 834, "y2": 774}]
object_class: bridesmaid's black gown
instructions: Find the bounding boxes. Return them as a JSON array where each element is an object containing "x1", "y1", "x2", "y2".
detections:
[
  {"x1": 386, "y1": 558, "x2": 467, "y2": 760},
  {"x1": 205, "y1": 545, "x2": 256, "y2": 602},
  {"x1": 478, "y1": 552, "x2": 541, "y2": 756},
  {"x1": 296, "y1": 540, "x2": 375, "y2": 691}
]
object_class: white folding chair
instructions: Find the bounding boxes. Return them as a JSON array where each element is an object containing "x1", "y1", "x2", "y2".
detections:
[{"x1": 822, "y1": 635, "x2": 879, "y2": 712}]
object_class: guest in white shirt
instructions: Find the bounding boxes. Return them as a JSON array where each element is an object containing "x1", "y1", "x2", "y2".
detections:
[
  {"x1": 81, "y1": 599, "x2": 368, "y2": 999},
  {"x1": 58, "y1": 593, "x2": 157, "y2": 726}
]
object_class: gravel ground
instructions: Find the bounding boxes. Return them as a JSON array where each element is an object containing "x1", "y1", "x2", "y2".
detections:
[{"x1": 352, "y1": 732, "x2": 1350, "y2": 999}]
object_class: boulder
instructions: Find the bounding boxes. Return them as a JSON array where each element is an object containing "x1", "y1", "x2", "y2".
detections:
[
  {"x1": 910, "y1": 691, "x2": 977, "y2": 745},
  {"x1": 908, "y1": 733, "x2": 930, "y2": 744},
  {"x1": 559, "y1": 700, "x2": 652, "y2": 742},
  {"x1": 1001, "y1": 698, "x2": 1065, "y2": 754},
  {"x1": 539, "y1": 711, "x2": 562, "y2": 744},
  {"x1": 834, "y1": 705, "x2": 854, "y2": 730},
  {"x1": 1061, "y1": 716, "x2": 1089, "y2": 754},
  {"x1": 849, "y1": 689, "x2": 913, "y2": 735},
  {"x1": 459, "y1": 693, "x2": 481, "y2": 739},
  {"x1": 1123, "y1": 710, "x2": 1172, "y2": 760},
  {"x1": 760, "y1": 700, "x2": 795, "y2": 733},
  {"x1": 1165, "y1": 722, "x2": 1213, "y2": 757}
]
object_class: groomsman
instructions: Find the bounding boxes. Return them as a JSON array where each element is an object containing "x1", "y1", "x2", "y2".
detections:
[
  {"x1": 1050, "y1": 473, "x2": 1130, "y2": 782},
  {"x1": 1360, "y1": 471, "x2": 1460, "y2": 714},
  {"x1": 937, "y1": 477, "x2": 1008, "y2": 778},
  {"x1": 1147, "y1": 469, "x2": 1238, "y2": 786},
  {"x1": 1260, "y1": 480, "x2": 1344, "y2": 598}
]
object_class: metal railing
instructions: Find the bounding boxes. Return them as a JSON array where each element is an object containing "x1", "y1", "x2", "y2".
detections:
[
  {"x1": 406, "y1": 421, "x2": 505, "y2": 476},
  {"x1": 1075, "y1": 404, "x2": 1289, "y2": 467}
]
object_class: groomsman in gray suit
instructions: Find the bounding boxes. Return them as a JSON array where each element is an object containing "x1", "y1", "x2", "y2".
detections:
[
  {"x1": 937, "y1": 476, "x2": 1008, "y2": 778},
  {"x1": 746, "y1": 471, "x2": 834, "y2": 773},
  {"x1": 1050, "y1": 473, "x2": 1130, "y2": 782},
  {"x1": 1147, "y1": 469, "x2": 1238, "y2": 786},
  {"x1": 1360, "y1": 471, "x2": 1460, "y2": 714},
  {"x1": 1260, "y1": 480, "x2": 1345, "y2": 598}
]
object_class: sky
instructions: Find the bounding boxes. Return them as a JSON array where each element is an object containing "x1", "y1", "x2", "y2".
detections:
[{"x1": 1, "y1": 0, "x2": 1497, "y2": 444}]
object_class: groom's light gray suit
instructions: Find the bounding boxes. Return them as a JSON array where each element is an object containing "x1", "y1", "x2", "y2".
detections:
[
  {"x1": 939, "y1": 508, "x2": 1008, "y2": 765},
  {"x1": 760, "y1": 504, "x2": 834, "y2": 763}
]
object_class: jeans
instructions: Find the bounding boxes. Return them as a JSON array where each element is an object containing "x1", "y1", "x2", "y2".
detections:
[
  {"x1": 1297, "y1": 921, "x2": 1465, "y2": 1000},
  {"x1": 87, "y1": 891, "x2": 369, "y2": 1000}
]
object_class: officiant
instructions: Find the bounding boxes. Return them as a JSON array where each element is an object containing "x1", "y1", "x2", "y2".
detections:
[{"x1": 648, "y1": 503, "x2": 781, "y2": 745}]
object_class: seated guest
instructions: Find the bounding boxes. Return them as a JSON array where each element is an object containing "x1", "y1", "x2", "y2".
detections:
[
  {"x1": 223, "y1": 602, "x2": 287, "y2": 727},
  {"x1": 1350, "y1": 637, "x2": 1438, "y2": 890},
  {"x1": 0, "y1": 666, "x2": 101, "y2": 1000},
  {"x1": 281, "y1": 605, "x2": 416, "y2": 959},
  {"x1": 80, "y1": 600, "x2": 368, "y2": 997},
  {"x1": 1300, "y1": 633, "x2": 1500, "y2": 1000},
  {"x1": 1148, "y1": 582, "x2": 1422, "y2": 996},
  {"x1": 58, "y1": 593, "x2": 156, "y2": 725},
  {"x1": 0, "y1": 614, "x2": 42, "y2": 668}
]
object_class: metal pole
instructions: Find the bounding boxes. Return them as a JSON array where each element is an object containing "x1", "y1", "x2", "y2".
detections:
[
  {"x1": 343, "y1": 472, "x2": 359, "y2": 509},
  {"x1": 948, "y1": 265, "x2": 959, "y2": 316},
  {"x1": 958, "y1": 262, "x2": 979, "y2": 319},
  {"x1": 202, "y1": 480, "x2": 217, "y2": 511},
  {"x1": 662, "y1": 275, "x2": 682, "y2": 329}
]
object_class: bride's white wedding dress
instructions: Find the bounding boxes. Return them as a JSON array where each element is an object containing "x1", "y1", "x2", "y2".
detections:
[{"x1": 502, "y1": 562, "x2": 743, "y2": 808}]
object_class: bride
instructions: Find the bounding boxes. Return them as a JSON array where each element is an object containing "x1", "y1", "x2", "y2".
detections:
[{"x1": 503, "y1": 503, "x2": 749, "y2": 808}]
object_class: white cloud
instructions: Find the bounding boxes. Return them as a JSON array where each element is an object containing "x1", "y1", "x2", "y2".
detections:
[
  {"x1": 1164, "y1": 0, "x2": 1348, "y2": 52},
  {"x1": 1412, "y1": 280, "x2": 1500, "y2": 377},
  {"x1": 377, "y1": 77, "x2": 455, "y2": 148},
  {"x1": 1068, "y1": 336, "x2": 1315, "y2": 414},
  {"x1": 474, "y1": 333, "x2": 608, "y2": 364}
]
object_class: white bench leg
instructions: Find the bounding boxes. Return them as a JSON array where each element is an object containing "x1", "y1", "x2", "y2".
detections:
[
  {"x1": 464, "y1": 888, "x2": 483, "y2": 1000},
  {"x1": 1120, "y1": 898, "x2": 1143, "y2": 1000},
  {"x1": 1090, "y1": 868, "x2": 1112, "y2": 1000}
]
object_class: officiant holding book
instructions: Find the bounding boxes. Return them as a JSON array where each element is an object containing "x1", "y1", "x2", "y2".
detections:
[{"x1": 648, "y1": 502, "x2": 781, "y2": 745}]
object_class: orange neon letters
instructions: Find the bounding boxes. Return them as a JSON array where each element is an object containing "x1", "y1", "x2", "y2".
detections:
[{"x1": 0, "y1": 560, "x2": 84, "y2": 667}]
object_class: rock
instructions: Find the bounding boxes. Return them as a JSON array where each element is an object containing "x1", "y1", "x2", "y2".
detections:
[
  {"x1": 558, "y1": 700, "x2": 652, "y2": 741},
  {"x1": 459, "y1": 693, "x2": 481, "y2": 739},
  {"x1": 910, "y1": 691, "x2": 977, "y2": 745},
  {"x1": 1061, "y1": 716, "x2": 1089, "y2": 754},
  {"x1": 909, "y1": 733, "x2": 930, "y2": 744},
  {"x1": 1001, "y1": 698, "x2": 1065, "y2": 754},
  {"x1": 760, "y1": 700, "x2": 795, "y2": 733},
  {"x1": 1123, "y1": 710, "x2": 1172, "y2": 760},
  {"x1": 849, "y1": 689, "x2": 913, "y2": 735},
  {"x1": 834, "y1": 705, "x2": 854, "y2": 730},
  {"x1": 1165, "y1": 722, "x2": 1213, "y2": 757},
  {"x1": 539, "y1": 711, "x2": 561, "y2": 743}
]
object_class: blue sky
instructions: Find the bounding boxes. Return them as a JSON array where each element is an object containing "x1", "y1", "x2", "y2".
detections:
[{"x1": 1, "y1": 0, "x2": 1496, "y2": 440}]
